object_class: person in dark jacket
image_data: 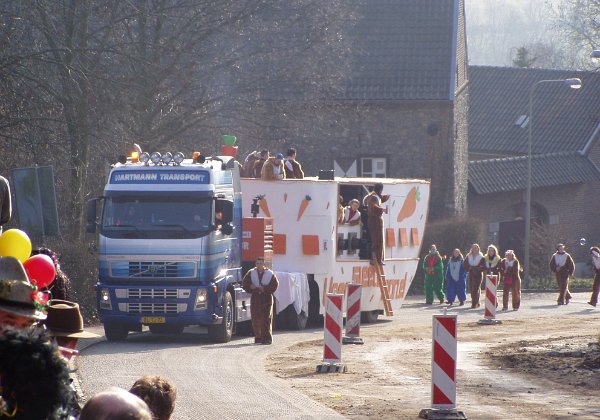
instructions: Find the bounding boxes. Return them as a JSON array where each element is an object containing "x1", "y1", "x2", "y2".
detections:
[
  {"x1": 0, "y1": 175, "x2": 11, "y2": 234},
  {"x1": 283, "y1": 148, "x2": 304, "y2": 179}
]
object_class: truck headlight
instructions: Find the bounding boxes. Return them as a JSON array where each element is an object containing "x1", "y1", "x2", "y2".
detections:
[
  {"x1": 100, "y1": 288, "x2": 112, "y2": 310},
  {"x1": 195, "y1": 289, "x2": 207, "y2": 310}
]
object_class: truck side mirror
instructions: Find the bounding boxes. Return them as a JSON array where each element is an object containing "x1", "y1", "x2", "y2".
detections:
[{"x1": 86, "y1": 197, "x2": 102, "y2": 233}]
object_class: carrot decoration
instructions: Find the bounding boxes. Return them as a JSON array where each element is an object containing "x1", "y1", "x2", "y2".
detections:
[
  {"x1": 297, "y1": 195, "x2": 312, "y2": 221},
  {"x1": 256, "y1": 194, "x2": 272, "y2": 217},
  {"x1": 284, "y1": 193, "x2": 288, "y2": 203},
  {"x1": 397, "y1": 186, "x2": 420, "y2": 222}
]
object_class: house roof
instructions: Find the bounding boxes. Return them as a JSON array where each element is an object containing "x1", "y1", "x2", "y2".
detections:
[
  {"x1": 469, "y1": 152, "x2": 600, "y2": 194},
  {"x1": 341, "y1": 0, "x2": 458, "y2": 101},
  {"x1": 469, "y1": 66, "x2": 600, "y2": 155}
]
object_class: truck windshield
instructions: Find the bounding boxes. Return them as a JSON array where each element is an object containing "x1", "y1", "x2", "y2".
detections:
[{"x1": 101, "y1": 192, "x2": 212, "y2": 239}]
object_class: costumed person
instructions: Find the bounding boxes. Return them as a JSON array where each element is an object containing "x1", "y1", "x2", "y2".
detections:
[
  {"x1": 31, "y1": 247, "x2": 72, "y2": 301},
  {"x1": 342, "y1": 199, "x2": 361, "y2": 226},
  {"x1": 422, "y1": 244, "x2": 445, "y2": 305},
  {"x1": 499, "y1": 250, "x2": 522, "y2": 310},
  {"x1": 445, "y1": 248, "x2": 467, "y2": 306},
  {"x1": 549, "y1": 243, "x2": 575, "y2": 305},
  {"x1": 0, "y1": 257, "x2": 48, "y2": 332},
  {"x1": 0, "y1": 175, "x2": 11, "y2": 234},
  {"x1": 364, "y1": 183, "x2": 390, "y2": 266},
  {"x1": 284, "y1": 148, "x2": 304, "y2": 179},
  {"x1": 484, "y1": 245, "x2": 501, "y2": 277},
  {"x1": 241, "y1": 150, "x2": 259, "y2": 178},
  {"x1": 588, "y1": 246, "x2": 600, "y2": 307},
  {"x1": 261, "y1": 153, "x2": 286, "y2": 181},
  {"x1": 242, "y1": 257, "x2": 279, "y2": 344},
  {"x1": 464, "y1": 243, "x2": 485, "y2": 308},
  {"x1": 337, "y1": 195, "x2": 344, "y2": 223},
  {"x1": 252, "y1": 149, "x2": 269, "y2": 178}
]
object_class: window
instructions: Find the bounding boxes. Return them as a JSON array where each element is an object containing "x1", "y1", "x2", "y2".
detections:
[{"x1": 360, "y1": 157, "x2": 387, "y2": 178}]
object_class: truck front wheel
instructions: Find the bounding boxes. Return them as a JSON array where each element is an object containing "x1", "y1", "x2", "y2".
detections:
[
  {"x1": 104, "y1": 323, "x2": 129, "y2": 341},
  {"x1": 208, "y1": 292, "x2": 233, "y2": 343}
]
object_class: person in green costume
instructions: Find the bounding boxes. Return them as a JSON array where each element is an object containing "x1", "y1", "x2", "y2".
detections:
[{"x1": 422, "y1": 244, "x2": 445, "y2": 304}]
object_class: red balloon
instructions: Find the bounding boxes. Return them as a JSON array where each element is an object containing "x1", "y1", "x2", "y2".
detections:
[{"x1": 23, "y1": 254, "x2": 56, "y2": 289}]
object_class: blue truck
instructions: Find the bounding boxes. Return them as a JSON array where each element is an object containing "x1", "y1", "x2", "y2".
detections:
[{"x1": 86, "y1": 148, "x2": 251, "y2": 342}]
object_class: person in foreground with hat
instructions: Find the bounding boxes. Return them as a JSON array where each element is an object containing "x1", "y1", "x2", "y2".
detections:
[
  {"x1": 43, "y1": 299, "x2": 100, "y2": 360},
  {"x1": 588, "y1": 246, "x2": 600, "y2": 307},
  {"x1": 0, "y1": 256, "x2": 47, "y2": 332},
  {"x1": 549, "y1": 243, "x2": 575, "y2": 305},
  {"x1": 261, "y1": 153, "x2": 286, "y2": 181}
]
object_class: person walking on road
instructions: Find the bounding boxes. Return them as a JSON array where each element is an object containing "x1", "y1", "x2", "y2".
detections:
[
  {"x1": 464, "y1": 243, "x2": 485, "y2": 308},
  {"x1": 445, "y1": 248, "x2": 467, "y2": 306},
  {"x1": 499, "y1": 250, "x2": 522, "y2": 310},
  {"x1": 588, "y1": 246, "x2": 600, "y2": 307},
  {"x1": 242, "y1": 257, "x2": 279, "y2": 344},
  {"x1": 484, "y1": 244, "x2": 501, "y2": 277},
  {"x1": 550, "y1": 243, "x2": 575, "y2": 305},
  {"x1": 422, "y1": 244, "x2": 445, "y2": 304}
]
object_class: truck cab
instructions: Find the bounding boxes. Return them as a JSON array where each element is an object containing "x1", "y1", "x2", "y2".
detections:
[{"x1": 87, "y1": 150, "x2": 248, "y2": 342}]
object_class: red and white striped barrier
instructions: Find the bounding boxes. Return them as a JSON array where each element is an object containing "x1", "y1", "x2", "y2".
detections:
[
  {"x1": 478, "y1": 275, "x2": 502, "y2": 325},
  {"x1": 317, "y1": 293, "x2": 346, "y2": 373},
  {"x1": 432, "y1": 314, "x2": 457, "y2": 409},
  {"x1": 343, "y1": 284, "x2": 364, "y2": 345},
  {"x1": 419, "y1": 313, "x2": 466, "y2": 419}
]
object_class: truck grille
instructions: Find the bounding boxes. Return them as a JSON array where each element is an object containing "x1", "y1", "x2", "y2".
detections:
[
  {"x1": 111, "y1": 261, "x2": 195, "y2": 278},
  {"x1": 125, "y1": 303, "x2": 185, "y2": 314},
  {"x1": 127, "y1": 288, "x2": 179, "y2": 299}
]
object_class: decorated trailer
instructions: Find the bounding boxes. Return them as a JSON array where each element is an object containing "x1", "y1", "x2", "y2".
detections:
[{"x1": 240, "y1": 177, "x2": 430, "y2": 324}]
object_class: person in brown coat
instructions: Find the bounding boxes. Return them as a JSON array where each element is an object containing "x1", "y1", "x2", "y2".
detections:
[
  {"x1": 242, "y1": 257, "x2": 279, "y2": 344},
  {"x1": 252, "y1": 149, "x2": 269, "y2": 178},
  {"x1": 261, "y1": 153, "x2": 286, "y2": 181},
  {"x1": 499, "y1": 250, "x2": 521, "y2": 310},
  {"x1": 588, "y1": 246, "x2": 600, "y2": 307},
  {"x1": 364, "y1": 183, "x2": 389, "y2": 266},
  {"x1": 283, "y1": 148, "x2": 304, "y2": 179},
  {"x1": 464, "y1": 243, "x2": 486, "y2": 308},
  {"x1": 549, "y1": 243, "x2": 575, "y2": 305},
  {"x1": 241, "y1": 151, "x2": 259, "y2": 178}
]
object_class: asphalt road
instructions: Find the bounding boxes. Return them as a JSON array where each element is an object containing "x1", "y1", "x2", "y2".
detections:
[{"x1": 76, "y1": 292, "x2": 598, "y2": 419}]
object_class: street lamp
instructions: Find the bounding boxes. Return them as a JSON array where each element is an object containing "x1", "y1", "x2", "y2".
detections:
[{"x1": 524, "y1": 77, "x2": 582, "y2": 284}]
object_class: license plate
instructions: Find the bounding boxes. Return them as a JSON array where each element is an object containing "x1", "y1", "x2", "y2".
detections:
[{"x1": 142, "y1": 316, "x2": 166, "y2": 324}]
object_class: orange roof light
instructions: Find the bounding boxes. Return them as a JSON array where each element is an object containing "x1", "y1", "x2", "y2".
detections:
[
  {"x1": 130, "y1": 151, "x2": 139, "y2": 163},
  {"x1": 192, "y1": 151, "x2": 201, "y2": 160}
]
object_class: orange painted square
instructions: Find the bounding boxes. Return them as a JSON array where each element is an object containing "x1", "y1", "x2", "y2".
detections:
[
  {"x1": 302, "y1": 235, "x2": 320, "y2": 255},
  {"x1": 273, "y1": 234, "x2": 286, "y2": 255},
  {"x1": 386, "y1": 228, "x2": 396, "y2": 247},
  {"x1": 352, "y1": 266, "x2": 361, "y2": 283},
  {"x1": 411, "y1": 228, "x2": 419, "y2": 246},
  {"x1": 399, "y1": 228, "x2": 408, "y2": 247}
]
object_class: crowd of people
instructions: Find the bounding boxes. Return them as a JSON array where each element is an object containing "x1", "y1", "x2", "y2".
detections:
[
  {"x1": 0, "y1": 180, "x2": 177, "y2": 419},
  {"x1": 421, "y1": 242, "x2": 600, "y2": 309},
  {"x1": 240, "y1": 148, "x2": 305, "y2": 180}
]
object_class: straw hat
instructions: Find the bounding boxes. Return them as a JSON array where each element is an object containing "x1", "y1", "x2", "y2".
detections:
[
  {"x1": 43, "y1": 300, "x2": 100, "y2": 338},
  {"x1": 0, "y1": 257, "x2": 47, "y2": 320}
]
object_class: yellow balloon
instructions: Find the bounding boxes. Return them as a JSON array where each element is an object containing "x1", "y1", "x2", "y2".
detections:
[{"x1": 0, "y1": 229, "x2": 32, "y2": 263}]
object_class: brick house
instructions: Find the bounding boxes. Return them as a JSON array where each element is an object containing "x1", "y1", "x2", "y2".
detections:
[
  {"x1": 258, "y1": 0, "x2": 469, "y2": 219},
  {"x1": 467, "y1": 66, "x2": 600, "y2": 275}
]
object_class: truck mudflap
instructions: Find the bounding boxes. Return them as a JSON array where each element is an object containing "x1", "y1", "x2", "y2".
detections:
[{"x1": 234, "y1": 286, "x2": 252, "y2": 323}]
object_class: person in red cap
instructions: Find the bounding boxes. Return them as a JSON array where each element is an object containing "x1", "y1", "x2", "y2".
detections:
[{"x1": 549, "y1": 243, "x2": 575, "y2": 305}]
